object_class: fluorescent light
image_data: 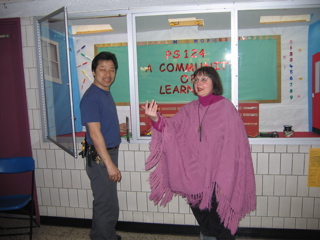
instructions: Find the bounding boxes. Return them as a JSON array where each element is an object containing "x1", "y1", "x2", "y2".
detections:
[
  {"x1": 168, "y1": 17, "x2": 204, "y2": 27},
  {"x1": 71, "y1": 24, "x2": 113, "y2": 35},
  {"x1": 260, "y1": 14, "x2": 311, "y2": 24}
]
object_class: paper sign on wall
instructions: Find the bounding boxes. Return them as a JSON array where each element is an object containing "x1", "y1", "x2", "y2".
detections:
[{"x1": 308, "y1": 148, "x2": 320, "y2": 187}]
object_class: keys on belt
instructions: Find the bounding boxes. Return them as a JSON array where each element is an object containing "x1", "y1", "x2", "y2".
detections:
[{"x1": 87, "y1": 145, "x2": 119, "y2": 166}]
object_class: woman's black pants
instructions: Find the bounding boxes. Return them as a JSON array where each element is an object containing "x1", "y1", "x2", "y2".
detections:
[{"x1": 190, "y1": 194, "x2": 235, "y2": 240}]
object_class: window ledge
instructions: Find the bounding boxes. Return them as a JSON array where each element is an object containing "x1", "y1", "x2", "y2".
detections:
[{"x1": 249, "y1": 132, "x2": 320, "y2": 145}]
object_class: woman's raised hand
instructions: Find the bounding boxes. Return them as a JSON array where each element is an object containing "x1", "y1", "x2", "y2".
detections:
[{"x1": 143, "y1": 100, "x2": 159, "y2": 122}]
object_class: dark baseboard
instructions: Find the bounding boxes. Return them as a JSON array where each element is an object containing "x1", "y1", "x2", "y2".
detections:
[{"x1": 40, "y1": 216, "x2": 320, "y2": 239}]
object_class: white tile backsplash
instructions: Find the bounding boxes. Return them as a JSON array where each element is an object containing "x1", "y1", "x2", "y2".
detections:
[
  {"x1": 174, "y1": 213, "x2": 185, "y2": 225},
  {"x1": 71, "y1": 170, "x2": 82, "y2": 189},
  {"x1": 75, "y1": 208, "x2": 85, "y2": 218},
  {"x1": 163, "y1": 213, "x2": 174, "y2": 224},
  {"x1": 263, "y1": 175, "x2": 274, "y2": 195},
  {"x1": 252, "y1": 144, "x2": 263, "y2": 153},
  {"x1": 286, "y1": 176, "x2": 298, "y2": 196},
  {"x1": 267, "y1": 197, "x2": 279, "y2": 217},
  {"x1": 43, "y1": 169, "x2": 53, "y2": 187},
  {"x1": 124, "y1": 151, "x2": 135, "y2": 171},
  {"x1": 33, "y1": 141, "x2": 320, "y2": 231},
  {"x1": 66, "y1": 208, "x2": 76, "y2": 218},
  {"x1": 35, "y1": 169, "x2": 44, "y2": 187},
  {"x1": 281, "y1": 153, "x2": 293, "y2": 174},
  {"x1": 50, "y1": 188, "x2": 61, "y2": 206},
  {"x1": 297, "y1": 176, "x2": 309, "y2": 196},
  {"x1": 287, "y1": 145, "x2": 299, "y2": 153},
  {"x1": 137, "y1": 192, "x2": 148, "y2": 211},
  {"x1": 120, "y1": 172, "x2": 131, "y2": 191},
  {"x1": 56, "y1": 207, "x2": 66, "y2": 217},
  {"x1": 295, "y1": 218, "x2": 307, "y2": 229},
  {"x1": 257, "y1": 153, "x2": 269, "y2": 174},
  {"x1": 178, "y1": 197, "x2": 190, "y2": 214},
  {"x1": 78, "y1": 189, "x2": 89, "y2": 208},
  {"x1": 61, "y1": 170, "x2": 72, "y2": 188},
  {"x1": 279, "y1": 197, "x2": 291, "y2": 217},
  {"x1": 292, "y1": 154, "x2": 305, "y2": 175},
  {"x1": 307, "y1": 218, "x2": 319, "y2": 230},
  {"x1": 275, "y1": 145, "x2": 287, "y2": 153},
  {"x1": 269, "y1": 153, "x2": 281, "y2": 174},
  {"x1": 309, "y1": 187, "x2": 320, "y2": 198},
  {"x1": 36, "y1": 149, "x2": 47, "y2": 168},
  {"x1": 263, "y1": 144, "x2": 275, "y2": 153},
  {"x1": 68, "y1": 189, "x2": 79, "y2": 208},
  {"x1": 147, "y1": 193, "x2": 158, "y2": 212},
  {"x1": 291, "y1": 197, "x2": 303, "y2": 217},
  {"x1": 154, "y1": 212, "x2": 164, "y2": 223},
  {"x1": 40, "y1": 187, "x2": 51, "y2": 206},
  {"x1": 55, "y1": 150, "x2": 66, "y2": 169},
  {"x1": 59, "y1": 189, "x2": 70, "y2": 207},
  {"x1": 256, "y1": 196, "x2": 268, "y2": 216},
  {"x1": 284, "y1": 217, "x2": 296, "y2": 229},
  {"x1": 261, "y1": 217, "x2": 273, "y2": 228},
  {"x1": 130, "y1": 172, "x2": 142, "y2": 191},
  {"x1": 118, "y1": 191, "x2": 128, "y2": 211},
  {"x1": 134, "y1": 151, "x2": 146, "y2": 171},
  {"x1": 250, "y1": 216, "x2": 262, "y2": 228},
  {"x1": 302, "y1": 197, "x2": 314, "y2": 218},
  {"x1": 299, "y1": 145, "x2": 311, "y2": 153},
  {"x1": 168, "y1": 195, "x2": 179, "y2": 213},
  {"x1": 46, "y1": 150, "x2": 56, "y2": 169},
  {"x1": 274, "y1": 176, "x2": 286, "y2": 196},
  {"x1": 80, "y1": 170, "x2": 91, "y2": 189},
  {"x1": 127, "y1": 192, "x2": 138, "y2": 211}
]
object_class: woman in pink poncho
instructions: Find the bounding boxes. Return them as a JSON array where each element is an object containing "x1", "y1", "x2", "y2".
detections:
[{"x1": 144, "y1": 66, "x2": 256, "y2": 240}]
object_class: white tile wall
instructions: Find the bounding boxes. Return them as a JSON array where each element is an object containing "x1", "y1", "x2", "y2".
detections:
[{"x1": 20, "y1": 16, "x2": 320, "y2": 231}]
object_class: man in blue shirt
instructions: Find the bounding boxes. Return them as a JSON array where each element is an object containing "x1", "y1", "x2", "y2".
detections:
[{"x1": 80, "y1": 51, "x2": 122, "y2": 240}]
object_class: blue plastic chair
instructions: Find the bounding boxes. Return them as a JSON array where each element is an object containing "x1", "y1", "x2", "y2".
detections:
[{"x1": 0, "y1": 156, "x2": 35, "y2": 239}]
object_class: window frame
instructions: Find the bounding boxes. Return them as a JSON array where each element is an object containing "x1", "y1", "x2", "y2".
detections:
[{"x1": 40, "y1": 37, "x2": 62, "y2": 84}]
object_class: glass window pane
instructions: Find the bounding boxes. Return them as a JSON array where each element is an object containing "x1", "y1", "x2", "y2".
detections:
[
  {"x1": 38, "y1": 7, "x2": 76, "y2": 156},
  {"x1": 135, "y1": 12, "x2": 231, "y2": 137},
  {"x1": 49, "y1": 43, "x2": 58, "y2": 61},
  {"x1": 68, "y1": 13, "x2": 131, "y2": 142},
  {"x1": 238, "y1": 8, "x2": 320, "y2": 133}
]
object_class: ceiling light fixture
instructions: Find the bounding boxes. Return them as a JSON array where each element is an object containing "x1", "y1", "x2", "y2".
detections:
[
  {"x1": 168, "y1": 17, "x2": 204, "y2": 27},
  {"x1": 71, "y1": 24, "x2": 113, "y2": 35},
  {"x1": 260, "y1": 14, "x2": 312, "y2": 24}
]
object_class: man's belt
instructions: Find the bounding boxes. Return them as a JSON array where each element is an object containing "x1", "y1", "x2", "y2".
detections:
[{"x1": 107, "y1": 145, "x2": 119, "y2": 151}]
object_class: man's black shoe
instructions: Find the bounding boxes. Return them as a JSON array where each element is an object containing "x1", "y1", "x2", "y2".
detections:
[{"x1": 116, "y1": 235, "x2": 121, "y2": 240}]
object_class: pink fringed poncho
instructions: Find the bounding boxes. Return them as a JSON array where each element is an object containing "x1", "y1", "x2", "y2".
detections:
[{"x1": 145, "y1": 97, "x2": 256, "y2": 235}]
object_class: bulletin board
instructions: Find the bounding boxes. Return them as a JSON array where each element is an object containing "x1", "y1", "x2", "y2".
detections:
[
  {"x1": 94, "y1": 42, "x2": 130, "y2": 105},
  {"x1": 94, "y1": 35, "x2": 281, "y2": 104}
]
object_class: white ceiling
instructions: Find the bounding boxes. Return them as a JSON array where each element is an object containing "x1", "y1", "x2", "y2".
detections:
[{"x1": 65, "y1": 7, "x2": 320, "y2": 35}]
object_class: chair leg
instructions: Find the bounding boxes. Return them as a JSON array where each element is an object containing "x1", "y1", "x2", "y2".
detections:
[{"x1": 29, "y1": 199, "x2": 34, "y2": 240}]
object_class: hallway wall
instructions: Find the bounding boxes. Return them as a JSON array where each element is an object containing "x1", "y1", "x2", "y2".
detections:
[{"x1": 13, "y1": 1, "x2": 320, "y2": 232}]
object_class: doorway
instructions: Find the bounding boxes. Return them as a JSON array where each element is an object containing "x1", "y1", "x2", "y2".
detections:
[{"x1": 0, "y1": 18, "x2": 31, "y2": 158}]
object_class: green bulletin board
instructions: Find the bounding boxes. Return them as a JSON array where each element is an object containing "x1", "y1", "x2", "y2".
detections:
[
  {"x1": 95, "y1": 35, "x2": 281, "y2": 104},
  {"x1": 94, "y1": 43, "x2": 130, "y2": 104}
]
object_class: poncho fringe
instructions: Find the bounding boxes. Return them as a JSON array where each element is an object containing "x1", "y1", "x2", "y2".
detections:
[
  {"x1": 145, "y1": 99, "x2": 256, "y2": 235},
  {"x1": 147, "y1": 150, "x2": 255, "y2": 234}
]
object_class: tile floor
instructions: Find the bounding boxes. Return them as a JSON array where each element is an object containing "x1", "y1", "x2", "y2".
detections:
[
  {"x1": 0, "y1": 218, "x2": 285, "y2": 240},
  {"x1": 0, "y1": 224, "x2": 279, "y2": 240}
]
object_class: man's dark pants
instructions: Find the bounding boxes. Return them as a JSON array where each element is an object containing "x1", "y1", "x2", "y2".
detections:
[{"x1": 86, "y1": 149, "x2": 119, "y2": 240}]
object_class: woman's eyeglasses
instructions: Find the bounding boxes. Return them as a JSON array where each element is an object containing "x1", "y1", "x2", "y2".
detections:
[{"x1": 191, "y1": 77, "x2": 210, "y2": 84}]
